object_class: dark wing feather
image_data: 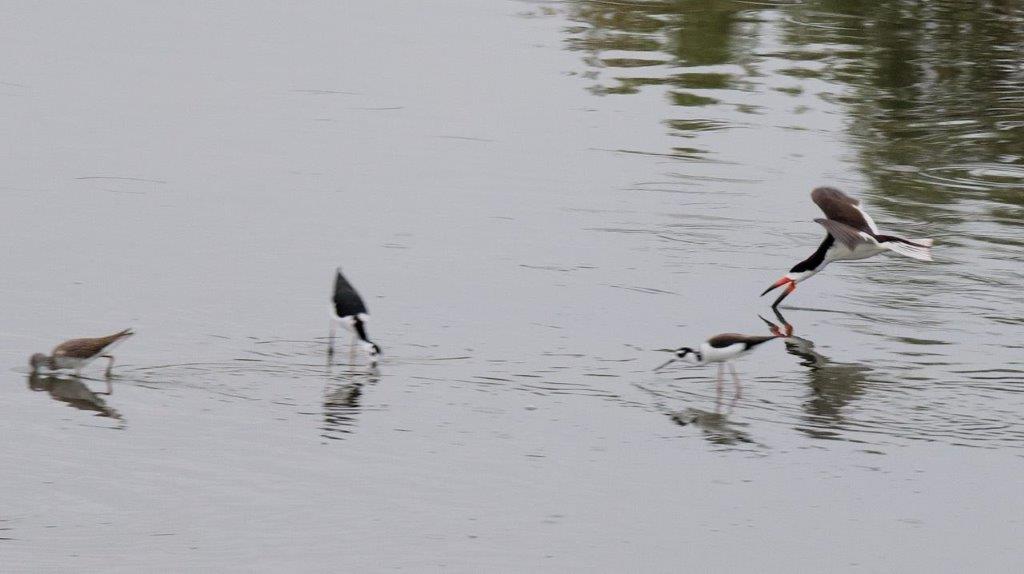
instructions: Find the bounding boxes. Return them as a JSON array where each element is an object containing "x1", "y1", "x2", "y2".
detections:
[
  {"x1": 811, "y1": 187, "x2": 872, "y2": 233},
  {"x1": 740, "y1": 335, "x2": 778, "y2": 350},
  {"x1": 707, "y1": 333, "x2": 747, "y2": 348},
  {"x1": 708, "y1": 333, "x2": 777, "y2": 349},
  {"x1": 332, "y1": 269, "x2": 368, "y2": 318},
  {"x1": 814, "y1": 218, "x2": 869, "y2": 250},
  {"x1": 53, "y1": 329, "x2": 133, "y2": 359}
]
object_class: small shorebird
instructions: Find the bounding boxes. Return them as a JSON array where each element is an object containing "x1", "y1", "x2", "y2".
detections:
[
  {"x1": 654, "y1": 333, "x2": 780, "y2": 399},
  {"x1": 328, "y1": 267, "x2": 381, "y2": 363},
  {"x1": 29, "y1": 329, "x2": 134, "y2": 378},
  {"x1": 761, "y1": 186, "x2": 933, "y2": 308}
]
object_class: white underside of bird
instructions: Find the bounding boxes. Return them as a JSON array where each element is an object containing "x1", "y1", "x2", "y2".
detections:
[{"x1": 696, "y1": 342, "x2": 753, "y2": 364}]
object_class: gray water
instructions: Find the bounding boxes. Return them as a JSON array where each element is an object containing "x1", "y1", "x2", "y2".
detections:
[{"x1": 2, "y1": 1, "x2": 1023, "y2": 571}]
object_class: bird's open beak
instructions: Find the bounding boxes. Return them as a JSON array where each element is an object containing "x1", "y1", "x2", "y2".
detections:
[
  {"x1": 653, "y1": 358, "x2": 676, "y2": 371},
  {"x1": 760, "y1": 277, "x2": 792, "y2": 297},
  {"x1": 761, "y1": 277, "x2": 797, "y2": 308}
]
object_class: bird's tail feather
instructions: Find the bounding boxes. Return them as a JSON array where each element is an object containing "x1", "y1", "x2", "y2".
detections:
[{"x1": 883, "y1": 237, "x2": 933, "y2": 261}]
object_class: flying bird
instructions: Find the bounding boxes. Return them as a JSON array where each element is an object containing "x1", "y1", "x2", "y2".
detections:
[
  {"x1": 29, "y1": 328, "x2": 134, "y2": 378},
  {"x1": 328, "y1": 267, "x2": 381, "y2": 363},
  {"x1": 761, "y1": 187, "x2": 933, "y2": 308}
]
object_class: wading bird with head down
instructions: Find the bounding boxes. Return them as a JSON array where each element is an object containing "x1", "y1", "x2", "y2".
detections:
[
  {"x1": 29, "y1": 329, "x2": 134, "y2": 378},
  {"x1": 761, "y1": 187, "x2": 933, "y2": 308},
  {"x1": 654, "y1": 332, "x2": 781, "y2": 399},
  {"x1": 328, "y1": 267, "x2": 381, "y2": 364}
]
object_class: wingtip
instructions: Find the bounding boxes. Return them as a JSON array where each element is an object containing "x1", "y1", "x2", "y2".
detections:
[
  {"x1": 811, "y1": 186, "x2": 859, "y2": 205},
  {"x1": 885, "y1": 239, "x2": 933, "y2": 261}
]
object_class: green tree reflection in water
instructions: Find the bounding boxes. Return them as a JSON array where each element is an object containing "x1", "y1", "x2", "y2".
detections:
[
  {"x1": 563, "y1": 0, "x2": 764, "y2": 161},
  {"x1": 778, "y1": 1, "x2": 1024, "y2": 223},
  {"x1": 562, "y1": 0, "x2": 1024, "y2": 219}
]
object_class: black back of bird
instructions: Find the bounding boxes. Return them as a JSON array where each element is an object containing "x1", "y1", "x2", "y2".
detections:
[{"x1": 332, "y1": 269, "x2": 368, "y2": 318}]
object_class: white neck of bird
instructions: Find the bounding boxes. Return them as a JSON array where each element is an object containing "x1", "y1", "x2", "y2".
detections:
[{"x1": 786, "y1": 269, "x2": 819, "y2": 283}]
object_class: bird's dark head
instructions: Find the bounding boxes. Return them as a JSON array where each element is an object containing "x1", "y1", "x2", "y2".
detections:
[
  {"x1": 654, "y1": 346, "x2": 699, "y2": 371},
  {"x1": 675, "y1": 347, "x2": 696, "y2": 361},
  {"x1": 29, "y1": 353, "x2": 51, "y2": 373},
  {"x1": 366, "y1": 342, "x2": 382, "y2": 361}
]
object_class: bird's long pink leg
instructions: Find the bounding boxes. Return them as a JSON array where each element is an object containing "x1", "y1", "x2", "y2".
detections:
[
  {"x1": 729, "y1": 362, "x2": 742, "y2": 400},
  {"x1": 715, "y1": 362, "x2": 724, "y2": 410}
]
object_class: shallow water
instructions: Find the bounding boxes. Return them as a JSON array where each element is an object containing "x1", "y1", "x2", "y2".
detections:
[{"x1": 2, "y1": 1, "x2": 1023, "y2": 571}]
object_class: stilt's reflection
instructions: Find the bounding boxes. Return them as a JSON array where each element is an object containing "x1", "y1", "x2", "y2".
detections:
[
  {"x1": 638, "y1": 377, "x2": 758, "y2": 447},
  {"x1": 760, "y1": 309, "x2": 871, "y2": 440},
  {"x1": 27, "y1": 373, "x2": 123, "y2": 423},
  {"x1": 668, "y1": 407, "x2": 755, "y2": 446},
  {"x1": 322, "y1": 364, "x2": 380, "y2": 440}
]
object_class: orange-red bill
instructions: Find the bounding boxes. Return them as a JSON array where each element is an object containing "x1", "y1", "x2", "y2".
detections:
[{"x1": 760, "y1": 277, "x2": 793, "y2": 297}]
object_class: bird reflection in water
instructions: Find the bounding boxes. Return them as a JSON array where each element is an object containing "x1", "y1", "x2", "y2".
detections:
[
  {"x1": 322, "y1": 364, "x2": 380, "y2": 440},
  {"x1": 641, "y1": 375, "x2": 757, "y2": 447},
  {"x1": 668, "y1": 407, "x2": 755, "y2": 447},
  {"x1": 28, "y1": 373, "x2": 123, "y2": 424},
  {"x1": 760, "y1": 309, "x2": 871, "y2": 440}
]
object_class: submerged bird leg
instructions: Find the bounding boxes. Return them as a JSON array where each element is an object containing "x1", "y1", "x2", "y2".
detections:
[{"x1": 729, "y1": 362, "x2": 742, "y2": 400}]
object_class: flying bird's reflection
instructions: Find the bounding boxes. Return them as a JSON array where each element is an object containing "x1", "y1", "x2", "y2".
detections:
[
  {"x1": 760, "y1": 309, "x2": 871, "y2": 440},
  {"x1": 322, "y1": 364, "x2": 380, "y2": 440},
  {"x1": 27, "y1": 373, "x2": 123, "y2": 423}
]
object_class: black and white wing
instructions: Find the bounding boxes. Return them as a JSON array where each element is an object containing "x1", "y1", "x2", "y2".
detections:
[
  {"x1": 810, "y1": 187, "x2": 881, "y2": 248},
  {"x1": 813, "y1": 218, "x2": 871, "y2": 250},
  {"x1": 811, "y1": 187, "x2": 878, "y2": 234}
]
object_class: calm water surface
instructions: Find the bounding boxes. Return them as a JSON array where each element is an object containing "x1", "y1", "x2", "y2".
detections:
[{"x1": 2, "y1": 1, "x2": 1023, "y2": 571}]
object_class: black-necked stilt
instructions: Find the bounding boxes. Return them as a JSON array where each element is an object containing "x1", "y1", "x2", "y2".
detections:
[
  {"x1": 654, "y1": 332, "x2": 780, "y2": 398},
  {"x1": 328, "y1": 267, "x2": 380, "y2": 363},
  {"x1": 761, "y1": 186, "x2": 933, "y2": 308},
  {"x1": 29, "y1": 328, "x2": 134, "y2": 378}
]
